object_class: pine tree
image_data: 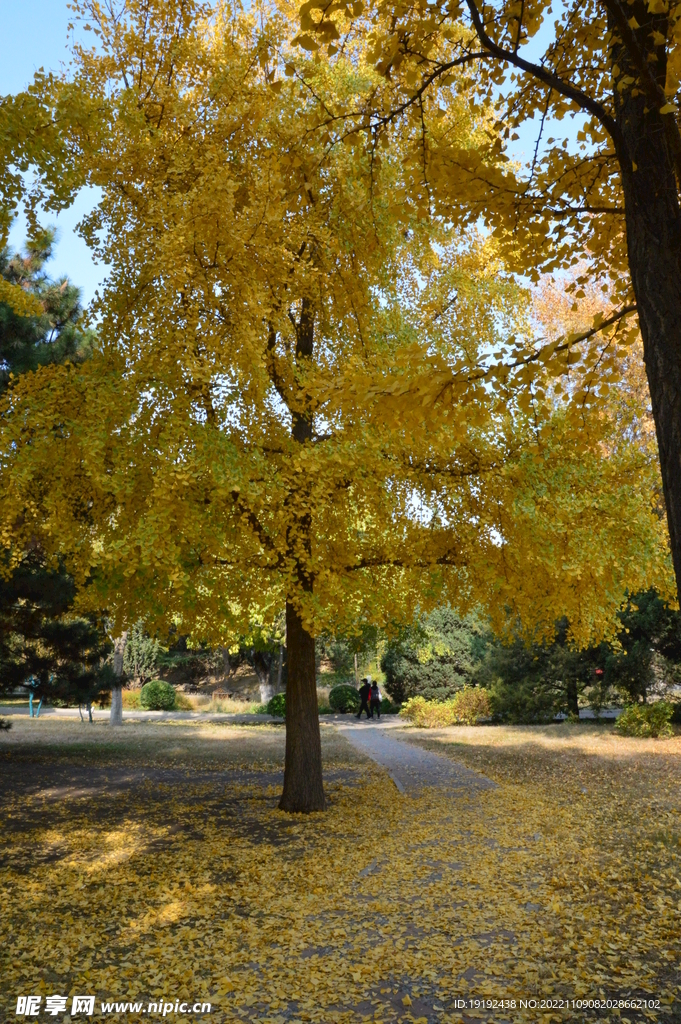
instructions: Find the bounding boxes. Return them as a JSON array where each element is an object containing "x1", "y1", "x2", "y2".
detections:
[
  {"x1": 0, "y1": 553, "x2": 113, "y2": 717},
  {"x1": 122, "y1": 620, "x2": 161, "y2": 684},
  {"x1": 1, "y1": 230, "x2": 93, "y2": 392},
  {"x1": 0, "y1": 237, "x2": 108, "y2": 716}
]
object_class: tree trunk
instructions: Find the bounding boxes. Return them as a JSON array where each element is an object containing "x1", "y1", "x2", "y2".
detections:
[
  {"x1": 566, "y1": 677, "x2": 579, "y2": 718},
  {"x1": 110, "y1": 631, "x2": 127, "y2": 726},
  {"x1": 277, "y1": 297, "x2": 325, "y2": 813},
  {"x1": 279, "y1": 600, "x2": 326, "y2": 813},
  {"x1": 610, "y1": 7, "x2": 681, "y2": 599},
  {"x1": 275, "y1": 642, "x2": 284, "y2": 693},
  {"x1": 259, "y1": 679, "x2": 275, "y2": 704},
  {"x1": 253, "y1": 652, "x2": 275, "y2": 704},
  {"x1": 354, "y1": 653, "x2": 359, "y2": 686}
]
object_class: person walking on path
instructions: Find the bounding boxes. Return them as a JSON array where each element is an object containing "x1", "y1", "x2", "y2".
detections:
[
  {"x1": 356, "y1": 678, "x2": 372, "y2": 719},
  {"x1": 369, "y1": 681, "x2": 382, "y2": 719}
]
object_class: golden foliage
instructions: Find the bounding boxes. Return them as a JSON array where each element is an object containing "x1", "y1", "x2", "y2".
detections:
[
  {"x1": 0, "y1": 0, "x2": 673, "y2": 653},
  {"x1": 399, "y1": 690, "x2": 491, "y2": 726},
  {"x1": 1, "y1": 718, "x2": 680, "y2": 1020}
]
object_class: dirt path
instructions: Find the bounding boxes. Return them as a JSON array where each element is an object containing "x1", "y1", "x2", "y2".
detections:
[{"x1": 334, "y1": 718, "x2": 495, "y2": 794}]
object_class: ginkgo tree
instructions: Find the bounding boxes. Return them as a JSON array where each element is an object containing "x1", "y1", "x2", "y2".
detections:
[
  {"x1": 296, "y1": 0, "x2": 681, "y2": 607},
  {"x1": 0, "y1": 0, "x2": 673, "y2": 811}
]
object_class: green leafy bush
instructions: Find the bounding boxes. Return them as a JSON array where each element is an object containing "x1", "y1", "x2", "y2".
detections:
[
  {"x1": 380, "y1": 697, "x2": 400, "y2": 714},
  {"x1": 329, "y1": 684, "x2": 361, "y2": 713},
  {"x1": 318, "y1": 703, "x2": 333, "y2": 715},
  {"x1": 614, "y1": 702, "x2": 674, "y2": 738},
  {"x1": 140, "y1": 679, "x2": 177, "y2": 711},
  {"x1": 266, "y1": 692, "x2": 286, "y2": 717},
  {"x1": 400, "y1": 688, "x2": 491, "y2": 728}
]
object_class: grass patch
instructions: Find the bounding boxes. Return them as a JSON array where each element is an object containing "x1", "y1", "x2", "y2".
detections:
[{"x1": 0, "y1": 717, "x2": 364, "y2": 770}]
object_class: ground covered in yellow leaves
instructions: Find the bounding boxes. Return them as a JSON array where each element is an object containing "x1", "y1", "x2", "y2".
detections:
[{"x1": 1, "y1": 718, "x2": 679, "y2": 1023}]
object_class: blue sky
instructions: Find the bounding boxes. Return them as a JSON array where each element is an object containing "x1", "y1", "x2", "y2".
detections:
[{"x1": 2, "y1": 0, "x2": 104, "y2": 306}]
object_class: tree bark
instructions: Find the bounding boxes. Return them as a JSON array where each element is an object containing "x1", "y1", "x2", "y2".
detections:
[
  {"x1": 279, "y1": 600, "x2": 326, "y2": 812},
  {"x1": 260, "y1": 682, "x2": 275, "y2": 704},
  {"x1": 609, "y1": 6, "x2": 681, "y2": 597},
  {"x1": 277, "y1": 297, "x2": 326, "y2": 812},
  {"x1": 566, "y1": 677, "x2": 579, "y2": 718},
  {"x1": 110, "y1": 631, "x2": 127, "y2": 726},
  {"x1": 275, "y1": 642, "x2": 284, "y2": 693}
]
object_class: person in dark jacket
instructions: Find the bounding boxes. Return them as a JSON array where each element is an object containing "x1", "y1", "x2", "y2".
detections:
[
  {"x1": 369, "y1": 681, "x2": 382, "y2": 719},
  {"x1": 356, "y1": 678, "x2": 371, "y2": 719}
]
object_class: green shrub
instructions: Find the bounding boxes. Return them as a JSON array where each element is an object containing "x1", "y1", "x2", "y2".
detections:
[
  {"x1": 380, "y1": 697, "x2": 400, "y2": 714},
  {"x1": 329, "y1": 684, "x2": 361, "y2": 713},
  {"x1": 400, "y1": 688, "x2": 491, "y2": 728},
  {"x1": 266, "y1": 692, "x2": 286, "y2": 717},
  {"x1": 318, "y1": 703, "x2": 333, "y2": 715},
  {"x1": 614, "y1": 701, "x2": 674, "y2": 738},
  {"x1": 140, "y1": 680, "x2": 177, "y2": 711}
]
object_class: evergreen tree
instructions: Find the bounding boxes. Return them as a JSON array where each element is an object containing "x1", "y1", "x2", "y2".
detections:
[
  {"x1": 381, "y1": 608, "x2": 482, "y2": 704},
  {"x1": 1, "y1": 230, "x2": 93, "y2": 392},
  {"x1": 602, "y1": 591, "x2": 681, "y2": 704},
  {"x1": 123, "y1": 620, "x2": 161, "y2": 684},
  {"x1": 474, "y1": 621, "x2": 602, "y2": 723},
  {"x1": 476, "y1": 593, "x2": 681, "y2": 722},
  {"x1": 0, "y1": 235, "x2": 107, "y2": 714},
  {"x1": 0, "y1": 553, "x2": 113, "y2": 716}
]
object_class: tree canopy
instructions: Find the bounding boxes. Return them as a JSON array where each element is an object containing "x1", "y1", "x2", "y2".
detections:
[
  {"x1": 381, "y1": 606, "x2": 483, "y2": 704},
  {"x1": 0, "y1": 0, "x2": 675, "y2": 807},
  {"x1": 296, "y1": 0, "x2": 681, "y2": 604}
]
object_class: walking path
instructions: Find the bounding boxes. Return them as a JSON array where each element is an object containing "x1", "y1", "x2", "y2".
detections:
[{"x1": 333, "y1": 716, "x2": 495, "y2": 795}]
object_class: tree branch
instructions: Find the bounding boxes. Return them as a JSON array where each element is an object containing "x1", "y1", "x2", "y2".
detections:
[
  {"x1": 494, "y1": 303, "x2": 637, "y2": 375},
  {"x1": 465, "y1": 0, "x2": 626, "y2": 154},
  {"x1": 266, "y1": 323, "x2": 289, "y2": 405},
  {"x1": 230, "y1": 488, "x2": 284, "y2": 568}
]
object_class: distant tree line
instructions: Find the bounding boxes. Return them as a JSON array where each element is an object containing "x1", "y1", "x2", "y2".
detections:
[{"x1": 380, "y1": 595, "x2": 681, "y2": 722}]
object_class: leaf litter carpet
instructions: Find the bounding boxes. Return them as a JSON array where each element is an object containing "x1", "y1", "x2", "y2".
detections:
[{"x1": 1, "y1": 724, "x2": 680, "y2": 1023}]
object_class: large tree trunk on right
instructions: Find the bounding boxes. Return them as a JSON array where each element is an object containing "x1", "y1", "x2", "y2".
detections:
[
  {"x1": 610, "y1": 8, "x2": 681, "y2": 601},
  {"x1": 279, "y1": 601, "x2": 326, "y2": 813}
]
